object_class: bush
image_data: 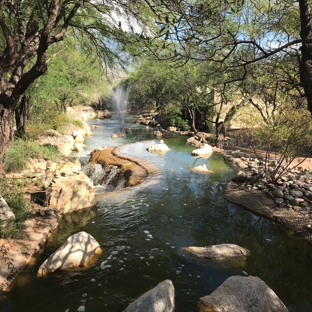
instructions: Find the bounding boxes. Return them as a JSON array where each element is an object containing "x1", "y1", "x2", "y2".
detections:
[
  {"x1": 251, "y1": 107, "x2": 312, "y2": 182},
  {"x1": 4, "y1": 140, "x2": 61, "y2": 172},
  {"x1": 27, "y1": 110, "x2": 83, "y2": 139},
  {"x1": 0, "y1": 175, "x2": 29, "y2": 238},
  {"x1": 159, "y1": 105, "x2": 190, "y2": 131}
]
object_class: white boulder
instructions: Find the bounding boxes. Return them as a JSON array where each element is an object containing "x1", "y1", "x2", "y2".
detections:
[
  {"x1": 57, "y1": 143, "x2": 73, "y2": 157},
  {"x1": 45, "y1": 172, "x2": 96, "y2": 214},
  {"x1": 147, "y1": 140, "x2": 170, "y2": 154},
  {"x1": 37, "y1": 231, "x2": 102, "y2": 276},
  {"x1": 198, "y1": 275, "x2": 288, "y2": 312},
  {"x1": 191, "y1": 144, "x2": 213, "y2": 157},
  {"x1": 0, "y1": 196, "x2": 15, "y2": 221},
  {"x1": 124, "y1": 280, "x2": 175, "y2": 312},
  {"x1": 72, "y1": 131, "x2": 85, "y2": 143},
  {"x1": 72, "y1": 142, "x2": 85, "y2": 152}
]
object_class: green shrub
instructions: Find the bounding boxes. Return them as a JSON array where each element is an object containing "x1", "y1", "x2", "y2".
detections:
[
  {"x1": 4, "y1": 140, "x2": 61, "y2": 172},
  {"x1": 160, "y1": 104, "x2": 190, "y2": 131},
  {"x1": 251, "y1": 107, "x2": 312, "y2": 182},
  {"x1": 27, "y1": 110, "x2": 84, "y2": 139},
  {"x1": 0, "y1": 175, "x2": 29, "y2": 238}
]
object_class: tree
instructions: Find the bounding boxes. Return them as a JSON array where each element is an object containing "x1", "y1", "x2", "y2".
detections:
[
  {"x1": 126, "y1": 59, "x2": 215, "y2": 131},
  {"x1": 0, "y1": 0, "x2": 154, "y2": 158},
  {"x1": 142, "y1": 0, "x2": 312, "y2": 115}
]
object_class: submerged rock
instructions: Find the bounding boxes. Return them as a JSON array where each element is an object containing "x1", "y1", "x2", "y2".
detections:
[
  {"x1": 181, "y1": 244, "x2": 250, "y2": 260},
  {"x1": 124, "y1": 279, "x2": 175, "y2": 312},
  {"x1": 190, "y1": 164, "x2": 214, "y2": 174},
  {"x1": 198, "y1": 275, "x2": 288, "y2": 312},
  {"x1": 37, "y1": 231, "x2": 102, "y2": 276}
]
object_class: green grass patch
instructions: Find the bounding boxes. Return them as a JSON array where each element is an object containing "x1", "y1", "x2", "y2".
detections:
[
  {"x1": 27, "y1": 111, "x2": 84, "y2": 139},
  {"x1": 4, "y1": 140, "x2": 61, "y2": 172},
  {"x1": 0, "y1": 175, "x2": 29, "y2": 238}
]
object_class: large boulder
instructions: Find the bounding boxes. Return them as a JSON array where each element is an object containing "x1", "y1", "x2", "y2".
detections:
[
  {"x1": 72, "y1": 130, "x2": 85, "y2": 143},
  {"x1": 0, "y1": 196, "x2": 15, "y2": 221},
  {"x1": 45, "y1": 172, "x2": 96, "y2": 214},
  {"x1": 198, "y1": 275, "x2": 288, "y2": 312},
  {"x1": 72, "y1": 142, "x2": 85, "y2": 152},
  {"x1": 191, "y1": 144, "x2": 213, "y2": 157},
  {"x1": 37, "y1": 231, "x2": 102, "y2": 276},
  {"x1": 124, "y1": 280, "x2": 175, "y2": 312},
  {"x1": 181, "y1": 244, "x2": 250, "y2": 260},
  {"x1": 57, "y1": 142, "x2": 73, "y2": 157},
  {"x1": 81, "y1": 120, "x2": 93, "y2": 137},
  {"x1": 147, "y1": 140, "x2": 170, "y2": 154}
]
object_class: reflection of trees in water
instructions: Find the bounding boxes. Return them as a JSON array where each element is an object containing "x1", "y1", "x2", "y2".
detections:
[{"x1": 45, "y1": 206, "x2": 97, "y2": 247}]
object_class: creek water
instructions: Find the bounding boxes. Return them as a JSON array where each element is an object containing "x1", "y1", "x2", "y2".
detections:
[{"x1": 3, "y1": 114, "x2": 312, "y2": 312}]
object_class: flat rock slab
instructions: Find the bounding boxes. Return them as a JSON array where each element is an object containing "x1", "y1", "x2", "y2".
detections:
[
  {"x1": 90, "y1": 147, "x2": 158, "y2": 187},
  {"x1": 181, "y1": 244, "x2": 250, "y2": 260},
  {"x1": 198, "y1": 275, "x2": 288, "y2": 312}
]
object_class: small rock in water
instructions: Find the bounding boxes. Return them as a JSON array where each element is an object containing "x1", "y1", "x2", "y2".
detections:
[
  {"x1": 100, "y1": 264, "x2": 112, "y2": 270},
  {"x1": 82, "y1": 293, "x2": 88, "y2": 298},
  {"x1": 242, "y1": 271, "x2": 248, "y2": 276},
  {"x1": 77, "y1": 305, "x2": 85, "y2": 312}
]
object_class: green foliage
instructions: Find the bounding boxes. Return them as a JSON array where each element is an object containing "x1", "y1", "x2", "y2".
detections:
[
  {"x1": 126, "y1": 59, "x2": 215, "y2": 130},
  {"x1": 0, "y1": 175, "x2": 29, "y2": 238},
  {"x1": 27, "y1": 110, "x2": 82, "y2": 139},
  {"x1": 251, "y1": 106, "x2": 312, "y2": 182},
  {"x1": 160, "y1": 105, "x2": 191, "y2": 131},
  {"x1": 4, "y1": 140, "x2": 61, "y2": 172},
  {"x1": 29, "y1": 47, "x2": 107, "y2": 108}
]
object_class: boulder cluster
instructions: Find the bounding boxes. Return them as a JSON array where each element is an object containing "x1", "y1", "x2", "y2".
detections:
[{"x1": 224, "y1": 149, "x2": 312, "y2": 214}]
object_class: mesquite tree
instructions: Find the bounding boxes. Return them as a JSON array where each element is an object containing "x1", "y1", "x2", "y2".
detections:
[
  {"x1": 141, "y1": 0, "x2": 312, "y2": 144},
  {"x1": 0, "y1": 0, "x2": 153, "y2": 158}
]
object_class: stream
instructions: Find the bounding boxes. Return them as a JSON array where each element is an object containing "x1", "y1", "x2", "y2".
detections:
[{"x1": 3, "y1": 114, "x2": 312, "y2": 312}]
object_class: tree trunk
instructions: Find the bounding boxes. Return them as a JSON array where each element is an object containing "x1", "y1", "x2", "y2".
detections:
[
  {"x1": 215, "y1": 121, "x2": 225, "y2": 149},
  {"x1": 188, "y1": 107, "x2": 197, "y2": 132},
  {"x1": 299, "y1": 0, "x2": 312, "y2": 113},
  {"x1": 0, "y1": 106, "x2": 15, "y2": 159},
  {"x1": 15, "y1": 95, "x2": 28, "y2": 138}
]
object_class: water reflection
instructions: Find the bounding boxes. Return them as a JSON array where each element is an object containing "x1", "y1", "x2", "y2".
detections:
[{"x1": 2, "y1": 116, "x2": 312, "y2": 312}]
